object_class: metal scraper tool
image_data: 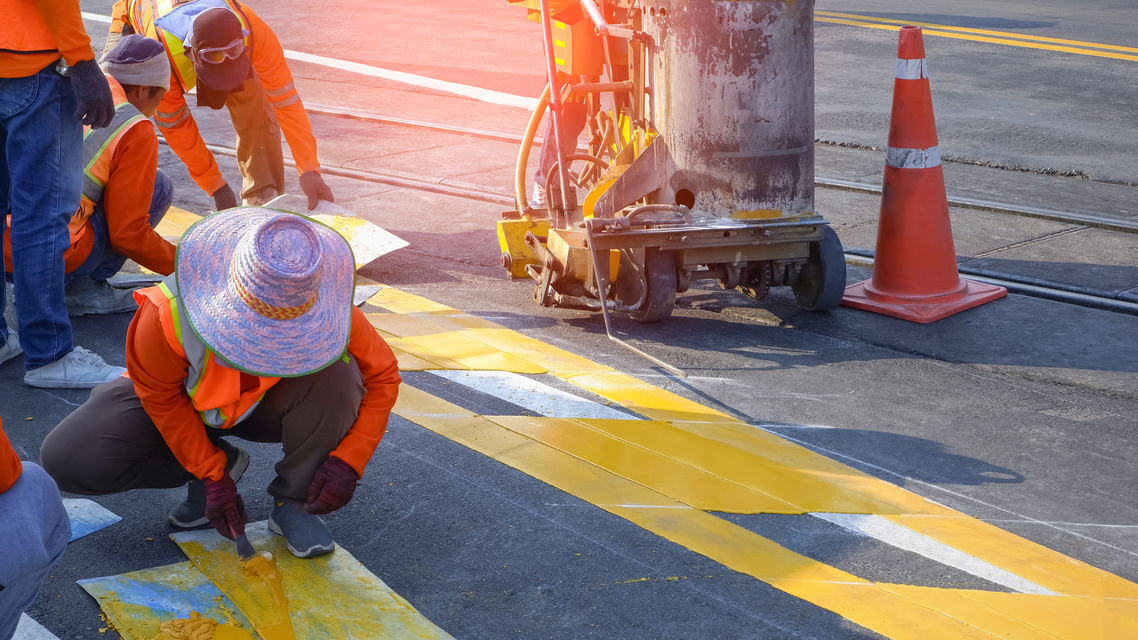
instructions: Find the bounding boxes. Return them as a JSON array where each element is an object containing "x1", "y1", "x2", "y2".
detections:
[{"x1": 235, "y1": 533, "x2": 257, "y2": 560}]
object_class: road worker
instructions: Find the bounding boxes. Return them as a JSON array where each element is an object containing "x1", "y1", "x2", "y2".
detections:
[
  {"x1": 2, "y1": 0, "x2": 128, "y2": 389},
  {"x1": 108, "y1": 0, "x2": 334, "y2": 210},
  {"x1": 41, "y1": 208, "x2": 401, "y2": 559},
  {"x1": 4, "y1": 35, "x2": 177, "y2": 317},
  {"x1": 0, "y1": 417, "x2": 70, "y2": 637}
]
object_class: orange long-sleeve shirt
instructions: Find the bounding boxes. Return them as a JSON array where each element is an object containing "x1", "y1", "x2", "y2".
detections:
[
  {"x1": 131, "y1": 2, "x2": 321, "y2": 196},
  {"x1": 0, "y1": 0, "x2": 95, "y2": 77},
  {"x1": 126, "y1": 302, "x2": 401, "y2": 482},
  {"x1": 2, "y1": 109, "x2": 176, "y2": 276},
  {"x1": 0, "y1": 418, "x2": 23, "y2": 494}
]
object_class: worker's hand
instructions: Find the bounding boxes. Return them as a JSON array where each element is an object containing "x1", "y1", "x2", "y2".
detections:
[
  {"x1": 304, "y1": 456, "x2": 358, "y2": 515},
  {"x1": 204, "y1": 475, "x2": 247, "y2": 540},
  {"x1": 68, "y1": 59, "x2": 115, "y2": 129},
  {"x1": 298, "y1": 171, "x2": 334, "y2": 210},
  {"x1": 211, "y1": 184, "x2": 237, "y2": 211}
]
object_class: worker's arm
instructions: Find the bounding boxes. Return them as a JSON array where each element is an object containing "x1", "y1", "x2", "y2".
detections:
[
  {"x1": 153, "y1": 74, "x2": 228, "y2": 197},
  {"x1": 329, "y1": 307, "x2": 402, "y2": 475},
  {"x1": 241, "y1": 3, "x2": 320, "y2": 175},
  {"x1": 103, "y1": 123, "x2": 176, "y2": 275},
  {"x1": 126, "y1": 300, "x2": 229, "y2": 481},
  {"x1": 30, "y1": 0, "x2": 95, "y2": 66},
  {"x1": 0, "y1": 419, "x2": 23, "y2": 494}
]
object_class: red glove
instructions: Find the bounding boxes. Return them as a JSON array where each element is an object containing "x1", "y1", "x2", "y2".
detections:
[
  {"x1": 204, "y1": 475, "x2": 247, "y2": 540},
  {"x1": 305, "y1": 456, "x2": 359, "y2": 515}
]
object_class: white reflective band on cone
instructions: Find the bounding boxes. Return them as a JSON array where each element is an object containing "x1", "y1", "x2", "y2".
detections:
[
  {"x1": 886, "y1": 146, "x2": 942, "y2": 169},
  {"x1": 895, "y1": 58, "x2": 929, "y2": 80}
]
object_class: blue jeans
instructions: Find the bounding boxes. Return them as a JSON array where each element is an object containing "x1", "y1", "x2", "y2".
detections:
[
  {"x1": 68, "y1": 168, "x2": 173, "y2": 282},
  {"x1": 0, "y1": 65, "x2": 81, "y2": 370},
  {"x1": 0, "y1": 463, "x2": 70, "y2": 640}
]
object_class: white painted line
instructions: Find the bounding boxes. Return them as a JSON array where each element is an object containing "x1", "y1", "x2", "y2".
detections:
[
  {"x1": 812, "y1": 512, "x2": 1059, "y2": 596},
  {"x1": 64, "y1": 498, "x2": 122, "y2": 541},
  {"x1": 431, "y1": 370, "x2": 638, "y2": 421},
  {"x1": 82, "y1": 12, "x2": 538, "y2": 110},
  {"x1": 14, "y1": 614, "x2": 59, "y2": 640}
]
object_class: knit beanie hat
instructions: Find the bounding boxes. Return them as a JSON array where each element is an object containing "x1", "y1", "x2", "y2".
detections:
[{"x1": 100, "y1": 35, "x2": 171, "y2": 91}]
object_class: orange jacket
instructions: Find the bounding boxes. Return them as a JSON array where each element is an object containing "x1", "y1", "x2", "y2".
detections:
[
  {"x1": 0, "y1": 417, "x2": 22, "y2": 494},
  {"x1": 114, "y1": 0, "x2": 321, "y2": 196},
  {"x1": 0, "y1": 0, "x2": 96, "y2": 77},
  {"x1": 2, "y1": 76, "x2": 176, "y2": 276},
  {"x1": 126, "y1": 293, "x2": 401, "y2": 482}
]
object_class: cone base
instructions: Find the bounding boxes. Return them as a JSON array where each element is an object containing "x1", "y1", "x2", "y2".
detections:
[{"x1": 841, "y1": 278, "x2": 1007, "y2": 324}]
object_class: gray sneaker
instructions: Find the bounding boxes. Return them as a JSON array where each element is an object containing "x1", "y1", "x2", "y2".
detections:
[
  {"x1": 0, "y1": 332, "x2": 21, "y2": 366},
  {"x1": 169, "y1": 444, "x2": 251, "y2": 528},
  {"x1": 65, "y1": 277, "x2": 138, "y2": 316},
  {"x1": 268, "y1": 500, "x2": 335, "y2": 558},
  {"x1": 24, "y1": 346, "x2": 127, "y2": 389}
]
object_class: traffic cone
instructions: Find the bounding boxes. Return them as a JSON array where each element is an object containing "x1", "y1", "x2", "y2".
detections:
[{"x1": 842, "y1": 26, "x2": 1006, "y2": 323}]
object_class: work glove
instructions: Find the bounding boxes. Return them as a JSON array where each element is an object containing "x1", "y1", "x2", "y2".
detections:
[
  {"x1": 211, "y1": 184, "x2": 237, "y2": 211},
  {"x1": 69, "y1": 59, "x2": 114, "y2": 129},
  {"x1": 298, "y1": 171, "x2": 334, "y2": 210},
  {"x1": 204, "y1": 475, "x2": 247, "y2": 540},
  {"x1": 304, "y1": 456, "x2": 359, "y2": 515}
]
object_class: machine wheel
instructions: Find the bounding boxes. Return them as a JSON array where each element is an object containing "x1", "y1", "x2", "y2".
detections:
[
  {"x1": 630, "y1": 248, "x2": 678, "y2": 323},
  {"x1": 793, "y1": 226, "x2": 846, "y2": 311}
]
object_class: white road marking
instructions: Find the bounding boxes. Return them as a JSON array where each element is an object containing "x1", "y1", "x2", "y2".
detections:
[
  {"x1": 64, "y1": 498, "x2": 122, "y2": 541},
  {"x1": 81, "y1": 13, "x2": 538, "y2": 110},
  {"x1": 812, "y1": 512, "x2": 1059, "y2": 596},
  {"x1": 14, "y1": 615, "x2": 59, "y2": 640},
  {"x1": 430, "y1": 370, "x2": 638, "y2": 420}
]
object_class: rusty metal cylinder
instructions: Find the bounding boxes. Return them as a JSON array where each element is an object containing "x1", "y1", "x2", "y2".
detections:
[{"x1": 644, "y1": 0, "x2": 815, "y2": 217}]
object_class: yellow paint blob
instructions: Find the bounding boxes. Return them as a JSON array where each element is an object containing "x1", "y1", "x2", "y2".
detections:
[
  {"x1": 153, "y1": 611, "x2": 254, "y2": 640},
  {"x1": 241, "y1": 554, "x2": 296, "y2": 640}
]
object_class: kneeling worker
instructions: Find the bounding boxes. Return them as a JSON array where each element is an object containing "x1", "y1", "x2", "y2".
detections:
[
  {"x1": 4, "y1": 35, "x2": 177, "y2": 316},
  {"x1": 41, "y1": 208, "x2": 401, "y2": 558}
]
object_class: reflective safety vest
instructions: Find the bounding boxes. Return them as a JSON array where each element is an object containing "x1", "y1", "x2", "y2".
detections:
[
  {"x1": 127, "y1": 0, "x2": 252, "y2": 91},
  {"x1": 139, "y1": 275, "x2": 280, "y2": 429},
  {"x1": 73, "y1": 77, "x2": 149, "y2": 234}
]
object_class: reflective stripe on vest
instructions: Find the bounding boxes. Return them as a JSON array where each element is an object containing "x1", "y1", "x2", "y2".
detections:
[
  {"x1": 146, "y1": 275, "x2": 279, "y2": 428},
  {"x1": 80, "y1": 88, "x2": 148, "y2": 215},
  {"x1": 129, "y1": 0, "x2": 251, "y2": 92}
]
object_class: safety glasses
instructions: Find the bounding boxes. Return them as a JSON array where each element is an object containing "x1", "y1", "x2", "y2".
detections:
[{"x1": 190, "y1": 31, "x2": 248, "y2": 64}]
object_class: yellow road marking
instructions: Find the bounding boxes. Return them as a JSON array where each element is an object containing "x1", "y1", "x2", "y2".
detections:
[
  {"x1": 373, "y1": 286, "x2": 1138, "y2": 639},
  {"x1": 816, "y1": 11, "x2": 1138, "y2": 62}
]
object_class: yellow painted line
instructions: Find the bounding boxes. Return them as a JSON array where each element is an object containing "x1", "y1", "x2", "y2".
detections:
[
  {"x1": 573, "y1": 417, "x2": 953, "y2": 516},
  {"x1": 366, "y1": 313, "x2": 546, "y2": 373},
  {"x1": 816, "y1": 12, "x2": 1138, "y2": 62},
  {"x1": 885, "y1": 514, "x2": 1138, "y2": 600},
  {"x1": 378, "y1": 286, "x2": 1138, "y2": 638},
  {"x1": 491, "y1": 416, "x2": 802, "y2": 514}
]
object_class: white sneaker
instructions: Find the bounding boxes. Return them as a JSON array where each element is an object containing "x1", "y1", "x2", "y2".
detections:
[
  {"x1": 24, "y1": 346, "x2": 127, "y2": 389},
  {"x1": 242, "y1": 186, "x2": 280, "y2": 207},
  {"x1": 65, "y1": 277, "x2": 138, "y2": 316},
  {"x1": 0, "y1": 332, "x2": 21, "y2": 366}
]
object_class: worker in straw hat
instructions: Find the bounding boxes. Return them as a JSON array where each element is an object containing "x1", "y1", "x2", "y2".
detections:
[{"x1": 41, "y1": 207, "x2": 401, "y2": 558}]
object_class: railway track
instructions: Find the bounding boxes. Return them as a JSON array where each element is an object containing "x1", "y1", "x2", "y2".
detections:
[{"x1": 185, "y1": 103, "x2": 1138, "y2": 317}]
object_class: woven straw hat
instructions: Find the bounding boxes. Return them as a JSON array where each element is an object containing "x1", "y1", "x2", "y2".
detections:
[{"x1": 176, "y1": 207, "x2": 355, "y2": 377}]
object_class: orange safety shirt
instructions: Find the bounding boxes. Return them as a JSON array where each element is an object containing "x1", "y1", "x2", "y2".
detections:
[
  {"x1": 0, "y1": 417, "x2": 22, "y2": 494},
  {"x1": 114, "y1": 0, "x2": 321, "y2": 196},
  {"x1": 126, "y1": 299, "x2": 401, "y2": 482},
  {"x1": 2, "y1": 75, "x2": 176, "y2": 276},
  {"x1": 0, "y1": 0, "x2": 95, "y2": 77}
]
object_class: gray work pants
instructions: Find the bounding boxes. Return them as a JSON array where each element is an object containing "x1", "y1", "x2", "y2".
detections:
[{"x1": 40, "y1": 355, "x2": 365, "y2": 503}]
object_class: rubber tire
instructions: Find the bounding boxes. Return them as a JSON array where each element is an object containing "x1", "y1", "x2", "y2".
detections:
[
  {"x1": 630, "y1": 248, "x2": 678, "y2": 322},
  {"x1": 793, "y1": 226, "x2": 846, "y2": 311}
]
